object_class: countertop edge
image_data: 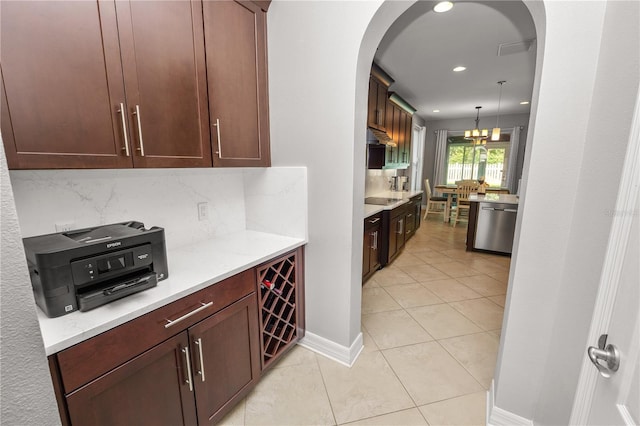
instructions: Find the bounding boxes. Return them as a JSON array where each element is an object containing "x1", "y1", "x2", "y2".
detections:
[
  {"x1": 364, "y1": 190, "x2": 423, "y2": 219},
  {"x1": 39, "y1": 231, "x2": 306, "y2": 355}
]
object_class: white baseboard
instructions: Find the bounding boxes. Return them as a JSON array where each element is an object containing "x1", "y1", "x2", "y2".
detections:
[
  {"x1": 487, "y1": 380, "x2": 534, "y2": 426},
  {"x1": 299, "y1": 331, "x2": 363, "y2": 367}
]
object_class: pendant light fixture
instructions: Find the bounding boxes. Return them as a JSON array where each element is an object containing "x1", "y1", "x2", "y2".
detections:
[
  {"x1": 491, "y1": 80, "x2": 506, "y2": 141},
  {"x1": 464, "y1": 106, "x2": 488, "y2": 145}
]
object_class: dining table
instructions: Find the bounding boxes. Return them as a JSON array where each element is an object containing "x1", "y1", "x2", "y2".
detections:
[{"x1": 434, "y1": 184, "x2": 510, "y2": 222}]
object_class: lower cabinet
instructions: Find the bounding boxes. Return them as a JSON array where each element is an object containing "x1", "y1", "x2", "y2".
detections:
[
  {"x1": 405, "y1": 194, "x2": 422, "y2": 240},
  {"x1": 66, "y1": 332, "x2": 198, "y2": 426},
  {"x1": 387, "y1": 203, "x2": 407, "y2": 264},
  {"x1": 362, "y1": 212, "x2": 382, "y2": 282},
  {"x1": 190, "y1": 294, "x2": 260, "y2": 424},
  {"x1": 50, "y1": 248, "x2": 304, "y2": 426}
]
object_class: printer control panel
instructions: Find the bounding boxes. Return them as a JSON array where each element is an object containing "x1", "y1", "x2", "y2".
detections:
[{"x1": 71, "y1": 244, "x2": 153, "y2": 287}]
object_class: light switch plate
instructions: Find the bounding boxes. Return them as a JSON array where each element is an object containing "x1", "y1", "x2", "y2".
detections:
[{"x1": 197, "y1": 202, "x2": 208, "y2": 221}]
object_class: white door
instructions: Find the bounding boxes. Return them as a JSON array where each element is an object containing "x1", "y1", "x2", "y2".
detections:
[{"x1": 570, "y1": 93, "x2": 640, "y2": 425}]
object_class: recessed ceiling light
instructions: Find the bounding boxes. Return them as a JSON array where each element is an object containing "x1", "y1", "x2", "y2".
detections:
[
  {"x1": 520, "y1": 101, "x2": 530, "y2": 105},
  {"x1": 453, "y1": 66, "x2": 466, "y2": 72},
  {"x1": 433, "y1": 109, "x2": 440, "y2": 113},
  {"x1": 433, "y1": 1, "x2": 453, "y2": 13}
]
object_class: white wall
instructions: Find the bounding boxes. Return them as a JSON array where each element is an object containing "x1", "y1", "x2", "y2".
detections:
[
  {"x1": 0, "y1": 141, "x2": 59, "y2": 425},
  {"x1": 531, "y1": 1, "x2": 639, "y2": 423},
  {"x1": 494, "y1": 0, "x2": 640, "y2": 423},
  {"x1": 494, "y1": 0, "x2": 607, "y2": 419}
]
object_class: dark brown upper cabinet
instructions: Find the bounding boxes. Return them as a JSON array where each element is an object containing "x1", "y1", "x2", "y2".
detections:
[
  {"x1": 116, "y1": 0, "x2": 212, "y2": 168},
  {"x1": 203, "y1": 0, "x2": 271, "y2": 167},
  {"x1": 1, "y1": 1, "x2": 212, "y2": 170},
  {"x1": 367, "y1": 63, "x2": 394, "y2": 133}
]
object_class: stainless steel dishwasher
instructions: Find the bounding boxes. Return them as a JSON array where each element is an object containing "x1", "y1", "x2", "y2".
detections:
[{"x1": 474, "y1": 202, "x2": 518, "y2": 254}]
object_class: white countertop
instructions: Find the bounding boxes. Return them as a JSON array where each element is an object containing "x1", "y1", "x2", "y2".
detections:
[
  {"x1": 469, "y1": 193, "x2": 519, "y2": 205},
  {"x1": 38, "y1": 230, "x2": 306, "y2": 355},
  {"x1": 364, "y1": 190, "x2": 423, "y2": 219}
]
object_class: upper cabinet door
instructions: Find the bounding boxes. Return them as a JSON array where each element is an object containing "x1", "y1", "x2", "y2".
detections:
[
  {"x1": 367, "y1": 77, "x2": 387, "y2": 131},
  {"x1": 0, "y1": 1, "x2": 132, "y2": 169},
  {"x1": 116, "y1": 0, "x2": 212, "y2": 168},
  {"x1": 203, "y1": 0, "x2": 271, "y2": 167},
  {"x1": 376, "y1": 82, "x2": 388, "y2": 132}
]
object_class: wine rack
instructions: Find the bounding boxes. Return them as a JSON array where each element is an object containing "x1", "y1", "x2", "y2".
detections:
[{"x1": 256, "y1": 248, "x2": 303, "y2": 370}]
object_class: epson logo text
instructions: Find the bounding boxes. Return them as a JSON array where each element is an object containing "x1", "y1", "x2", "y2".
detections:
[{"x1": 106, "y1": 241, "x2": 122, "y2": 249}]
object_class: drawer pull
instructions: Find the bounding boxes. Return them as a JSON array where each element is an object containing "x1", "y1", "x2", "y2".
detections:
[
  {"x1": 182, "y1": 347, "x2": 193, "y2": 392},
  {"x1": 368, "y1": 217, "x2": 380, "y2": 224},
  {"x1": 195, "y1": 338, "x2": 206, "y2": 382},
  {"x1": 164, "y1": 302, "x2": 213, "y2": 329}
]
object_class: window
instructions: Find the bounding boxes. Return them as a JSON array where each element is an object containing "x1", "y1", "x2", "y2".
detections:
[{"x1": 445, "y1": 132, "x2": 511, "y2": 187}]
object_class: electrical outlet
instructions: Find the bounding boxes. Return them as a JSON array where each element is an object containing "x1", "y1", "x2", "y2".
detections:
[
  {"x1": 197, "y1": 202, "x2": 208, "y2": 221},
  {"x1": 55, "y1": 221, "x2": 75, "y2": 232}
]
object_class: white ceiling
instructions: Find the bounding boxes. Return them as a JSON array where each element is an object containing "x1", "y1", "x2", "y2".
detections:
[{"x1": 375, "y1": 0, "x2": 537, "y2": 122}]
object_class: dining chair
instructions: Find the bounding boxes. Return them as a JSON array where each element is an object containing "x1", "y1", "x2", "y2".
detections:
[
  {"x1": 451, "y1": 180, "x2": 479, "y2": 227},
  {"x1": 423, "y1": 179, "x2": 448, "y2": 221}
]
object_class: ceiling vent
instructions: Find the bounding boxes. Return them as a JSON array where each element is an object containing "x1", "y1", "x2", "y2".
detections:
[{"x1": 497, "y1": 39, "x2": 535, "y2": 56}]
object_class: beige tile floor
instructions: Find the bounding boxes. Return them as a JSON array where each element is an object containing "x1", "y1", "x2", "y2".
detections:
[{"x1": 220, "y1": 214, "x2": 509, "y2": 425}]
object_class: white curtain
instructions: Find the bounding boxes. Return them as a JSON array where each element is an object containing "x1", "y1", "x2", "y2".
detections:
[
  {"x1": 505, "y1": 126, "x2": 521, "y2": 194},
  {"x1": 433, "y1": 129, "x2": 448, "y2": 186}
]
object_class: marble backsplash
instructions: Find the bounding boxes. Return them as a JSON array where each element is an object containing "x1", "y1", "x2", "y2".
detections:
[
  {"x1": 365, "y1": 169, "x2": 402, "y2": 197},
  {"x1": 9, "y1": 167, "x2": 307, "y2": 251}
]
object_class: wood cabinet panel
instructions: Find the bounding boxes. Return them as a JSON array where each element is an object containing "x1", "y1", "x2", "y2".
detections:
[
  {"x1": 57, "y1": 269, "x2": 254, "y2": 394},
  {"x1": 1, "y1": 0, "x2": 212, "y2": 169},
  {"x1": 403, "y1": 113, "x2": 413, "y2": 164},
  {"x1": 387, "y1": 204, "x2": 407, "y2": 263},
  {"x1": 363, "y1": 213, "x2": 382, "y2": 282},
  {"x1": 116, "y1": 0, "x2": 212, "y2": 167},
  {"x1": 367, "y1": 77, "x2": 388, "y2": 131},
  {"x1": 398, "y1": 112, "x2": 406, "y2": 163},
  {"x1": 66, "y1": 332, "x2": 197, "y2": 426},
  {"x1": 204, "y1": 0, "x2": 270, "y2": 167},
  {"x1": 0, "y1": 1, "x2": 131, "y2": 169},
  {"x1": 190, "y1": 293, "x2": 260, "y2": 424},
  {"x1": 368, "y1": 78, "x2": 379, "y2": 130},
  {"x1": 376, "y1": 83, "x2": 388, "y2": 132}
]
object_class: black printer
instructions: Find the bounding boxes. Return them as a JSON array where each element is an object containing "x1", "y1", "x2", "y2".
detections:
[{"x1": 23, "y1": 221, "x2": 168, "y2": 318}]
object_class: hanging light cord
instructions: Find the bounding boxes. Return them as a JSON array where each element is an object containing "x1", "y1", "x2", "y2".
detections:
[{"x1": 495, "y1": 81, "x2": 506, "y2": 127}]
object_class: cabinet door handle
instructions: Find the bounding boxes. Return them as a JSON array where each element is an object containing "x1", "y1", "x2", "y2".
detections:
[
  {"x1": 195, "y1": 338, "x2": 206, "y2": 382},
  {"x1": 373, "y1": 231, "x2": 378, "y2": 250},
  {"x1": 164, "y1": 302, "x2": 213, "y2": 329},
  {"x1": 181, "y1": 347, "x2": 193, "y2": 392},
  {"x1": 213, "y1": 118, "x2": 222, "y2": 157},
  {"x1": 397, "y1": 219, "x2": 404, "y2": 234},
  {"x1": 132, "y1": 105, "x2": 145, "y2": 156},
  {"x1": 117, "y1": 103, "x2": 130, "y2": 157}
]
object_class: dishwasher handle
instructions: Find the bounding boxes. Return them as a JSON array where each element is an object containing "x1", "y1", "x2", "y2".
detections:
[{"x1": 481, "y1": 206, "x2": 518, "y2": 213}]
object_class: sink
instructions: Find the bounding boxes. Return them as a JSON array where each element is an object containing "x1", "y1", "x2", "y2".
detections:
[{"x1": 365, "y1": 197, "x2": 403, "y2": 205}]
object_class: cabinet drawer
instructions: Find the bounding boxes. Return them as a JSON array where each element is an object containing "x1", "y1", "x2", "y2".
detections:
[
  {"x1": 364, "y1": 212, "x2": 383, "y2": 230},
  {"x1": 390, "y1": 203, "x2": 408, "y2": 219},
  {"x1": 57, "y1": 268, "x2": 255, "y2": 394}
]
